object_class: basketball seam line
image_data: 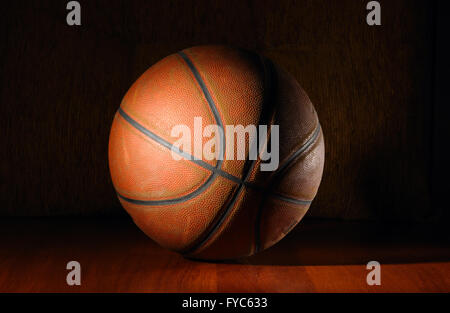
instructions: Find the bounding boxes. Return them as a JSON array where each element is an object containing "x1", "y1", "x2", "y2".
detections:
[
  {"x1": 117, "y1": 107, "x2": 218, "y2": 205},
  {"x1": 116, "y1": 50, "x2": 227, "y2": 206},
  {"x1": 116, "y1": 105, "x2": 218, "y2": 205},
  {"x1": 177, "y1": 51, "x2": 226, "y2": 165},
  {"x1": 270, "y1": 192, "x2": 312, "y2": 205},
  {"x1": 175, "y1": 51, "x2": 251, "y2": 256},
  {"x1": 117, "y1": 107, "x2": 319, "y2": 204},
  {"x1": 253, "y1": 121, "x2": 321, "y2": 253},
  {"x1": 274, "y1": 120, "x2": 321, "y2": 178},
  {"x1": 182, "y1": 129, "x2": 264, "y2": 255},
  {"x1": 183, "y1": 54, "x2": 310, "y2": 256}
]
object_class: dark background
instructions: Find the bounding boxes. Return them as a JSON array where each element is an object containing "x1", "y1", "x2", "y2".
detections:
[{"x1": 0, "y1": 0, "x2": 447, "y2": 223}]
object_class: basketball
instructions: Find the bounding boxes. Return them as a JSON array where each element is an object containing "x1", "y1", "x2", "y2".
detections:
[{"x1": 108, "y1": 45, "x2": 324, "y2": 260}]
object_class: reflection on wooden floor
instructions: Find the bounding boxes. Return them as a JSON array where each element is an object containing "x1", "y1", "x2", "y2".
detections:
[{"x1": 0, "y1": 217, "x2": 448, "y2": 292}]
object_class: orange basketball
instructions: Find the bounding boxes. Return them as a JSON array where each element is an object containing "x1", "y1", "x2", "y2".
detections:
[{"x1": 108, "y1": 45, "x2": 324, "y2": 260}]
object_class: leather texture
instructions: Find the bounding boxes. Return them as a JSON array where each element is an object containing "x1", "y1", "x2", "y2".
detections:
[{"x1": 108, "y1": 45, "x2": 325, "y2": 260}]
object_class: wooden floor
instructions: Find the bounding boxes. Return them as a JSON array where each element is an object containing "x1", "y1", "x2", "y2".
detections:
[{"x1": 0, "y1": 217, "x2": 449, "y2": 292}]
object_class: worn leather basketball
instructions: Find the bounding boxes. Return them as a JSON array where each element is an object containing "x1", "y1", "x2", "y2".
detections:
[{"x1": 108, "y1": 45, "x2": 324, "y2": 260}]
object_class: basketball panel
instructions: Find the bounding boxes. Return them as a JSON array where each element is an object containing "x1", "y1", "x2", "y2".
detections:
[
  {"x1": 258, "y1": 196, "x2": 310, "y2": 251},
  {"x1": 120, "y1": 53, "x2": 218, "y2": 166},
  {"x1": 187, "y1": 187, "x2": 263, "y2": 260},
  {"x1": 123, "y1": 175, "x2": 238, "y2": 251},
  {"x1": 109, "y1": 112, "x2": 211, "y2": 201},
  {"x1": 183, "y1": 46, "x2": 267, "y2": 179}
]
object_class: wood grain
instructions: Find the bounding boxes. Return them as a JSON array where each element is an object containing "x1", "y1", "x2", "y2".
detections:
[{"x1": 0, "y1": 218, "x2": 448, "y2": 292}]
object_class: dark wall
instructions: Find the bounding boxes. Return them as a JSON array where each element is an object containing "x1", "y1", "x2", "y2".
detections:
[{"x1": 0, "y1": 0, "x2": 437, "y2": 220}]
